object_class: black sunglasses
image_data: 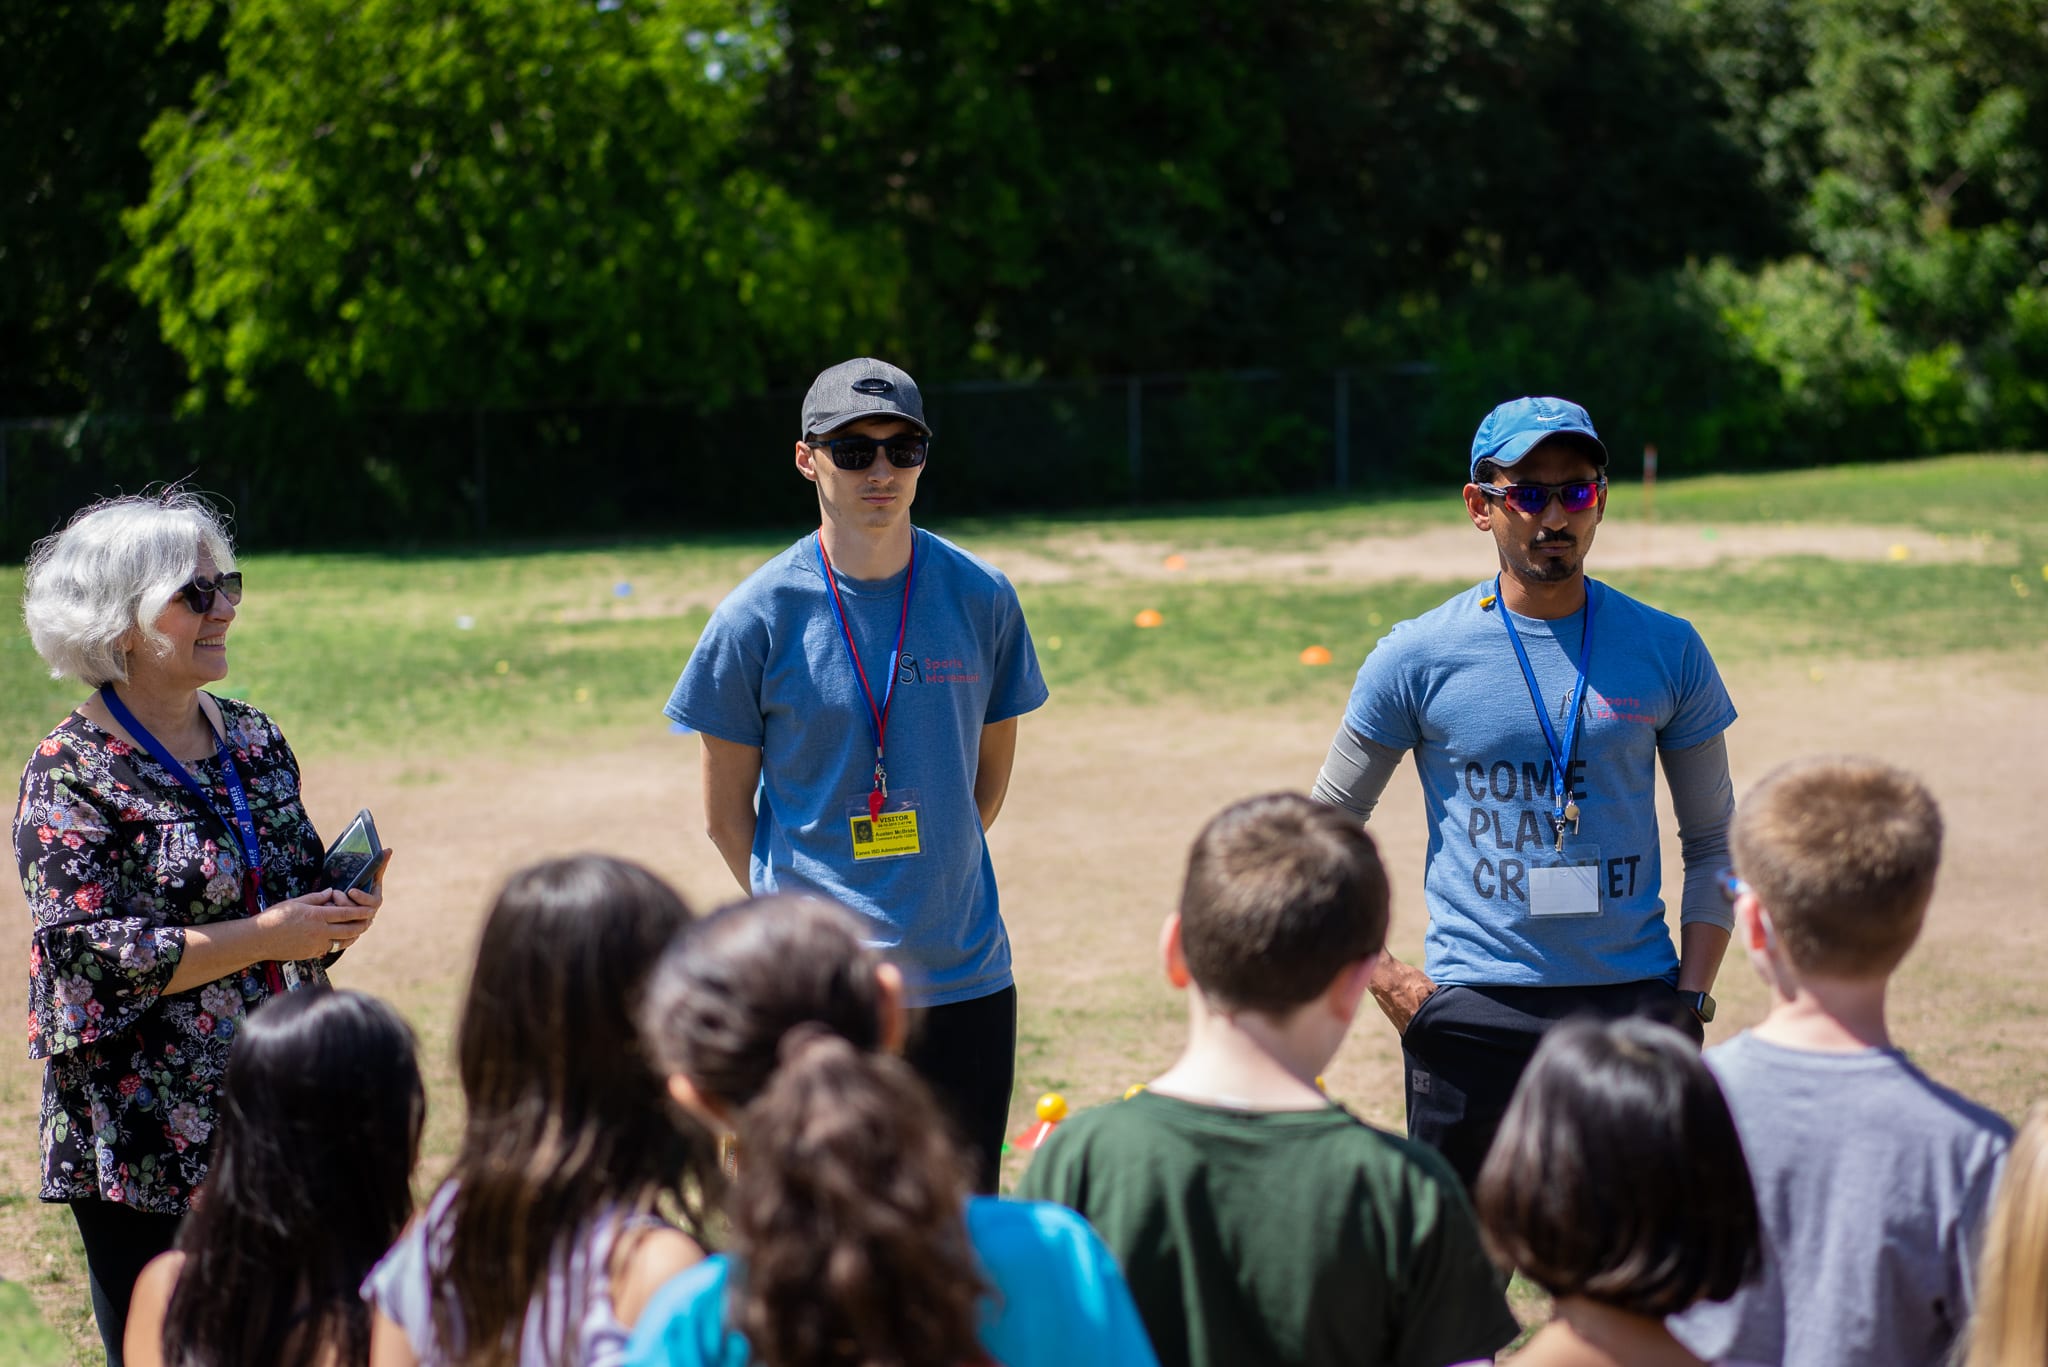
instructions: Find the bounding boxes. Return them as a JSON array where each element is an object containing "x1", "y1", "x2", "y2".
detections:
[
  {"x1": 176, "y1": 571, "x2": 243, "y2": 614},
  {"x1": 1474, "y1": 478, "x2": 1606, "y2": 515},
  {"x1": 808, "y1": 434, "x2": 930, "y2": 471}
]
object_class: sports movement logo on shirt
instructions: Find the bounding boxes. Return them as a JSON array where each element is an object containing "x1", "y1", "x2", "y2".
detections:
[{"x1": 904, "y1": 652, "x2": 981, "y2": 685}]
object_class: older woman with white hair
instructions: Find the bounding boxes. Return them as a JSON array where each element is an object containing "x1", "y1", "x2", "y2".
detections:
[{"x1": 15, "y1": 490, "x2": 385, "y2": 1366}]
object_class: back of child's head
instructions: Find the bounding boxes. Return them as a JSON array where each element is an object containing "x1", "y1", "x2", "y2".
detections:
[
  {"x1": 1476, "y1": 1017, "x2": 1760, "y2": 1318},
  {"x1": 1178, "y1": 792, "x2": 1389, "y2": 1013},
  {"x1": 165, "y1": 987, "x2": 422, "y2": 1367},
  {"x1": 1963, "y1": 1102, "x2": 2048, "y2": 1367},
  {"x1": 640, "y1": 895, "x2": 986, "y2": 1367},
  {"x1": 439, "y1": 855, "x2": 704, "y2": 1366},
  {"x1": 1734, "y1": 755, "x2": 1943, "y2": 978}
]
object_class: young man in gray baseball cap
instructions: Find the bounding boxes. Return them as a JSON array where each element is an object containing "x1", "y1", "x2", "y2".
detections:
[
  {"x1": 1312, "y1": 395, "x2": 1739, "y2": 1188},
  {"x1": 663, "y1": 357, "x2": 1048, "y2": 1192}
]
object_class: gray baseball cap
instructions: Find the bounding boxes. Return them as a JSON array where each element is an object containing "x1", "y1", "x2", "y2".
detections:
[{"x1": 800, "y1": 358, "x2": 931, "y2": 438}]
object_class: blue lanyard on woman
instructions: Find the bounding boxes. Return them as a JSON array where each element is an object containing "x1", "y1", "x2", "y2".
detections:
[
  {"x1": 99, "y1": 685, "x2": 266, "y2": 911},
  {"x1": 1493, "y1": 576, "x2": 1599, "y2": 852}
]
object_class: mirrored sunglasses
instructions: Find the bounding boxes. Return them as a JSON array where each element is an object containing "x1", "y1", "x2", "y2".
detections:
[
  {"x1": 177, "y1": 571, "x2": 243, "y2": 614},
  {"x1": 1477, "y1": 479, "x2": 1605, "y2": 515}
]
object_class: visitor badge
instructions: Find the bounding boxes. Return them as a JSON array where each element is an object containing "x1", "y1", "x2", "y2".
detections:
[
  {"x1": 847, "y1": 789, "x2": 924, "y2": 861},
  {"x1": 1528, "y1": 845, "x2": 1603, "y2": 918}
]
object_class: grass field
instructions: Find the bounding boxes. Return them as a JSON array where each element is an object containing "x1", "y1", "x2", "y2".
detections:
[
  {"x1": 1, "y1": 454, "x2": 2040, "y2": 760},
  {"x1": 1, "y1": 453, "x2": 2045, "y2": 1360}
]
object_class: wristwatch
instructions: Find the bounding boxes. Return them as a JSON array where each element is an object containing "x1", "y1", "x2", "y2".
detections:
[{"x1": 1677, "y1": 990, "x2": 1716, "y2": 1024}]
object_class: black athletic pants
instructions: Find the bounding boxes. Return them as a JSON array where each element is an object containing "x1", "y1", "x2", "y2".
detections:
[
  {"x1": 70, "y1": 1199, "x2": 185, "y2": 1367},
  {"x1": 903, "y1": 985, "x2": 1018, "y2": 1195},
  {"x1": 1401, "y1": 978, "x2": 1703, "y2": 1190}
]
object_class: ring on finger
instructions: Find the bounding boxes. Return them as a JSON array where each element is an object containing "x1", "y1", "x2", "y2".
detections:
[{"x1": 328, "y1": 939, "x2": 342, "y2": 955}]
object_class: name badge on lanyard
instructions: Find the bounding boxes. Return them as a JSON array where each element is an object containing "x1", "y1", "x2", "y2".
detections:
[
  {"x1": 1529, "y1": 849, "x2": 1603, "y2": 918},
  {"x1": 847, "y1": 788, "x2": 924, "y2": 861},
  {"x1": 816, "y1": 533, "x2": 926, "y2": 862},
  {"x1": 1493, "y1": 578, "x2": 1602, "y2": 919}
]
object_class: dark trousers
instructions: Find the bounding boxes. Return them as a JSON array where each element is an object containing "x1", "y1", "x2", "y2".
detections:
[
  {"x1": 70, "y1": 1199, "x2": 185, "y2": 1367},
  {"x1": 903, "y1": 985, "x2": 1018, "y2": 1196},
  {"x1": 1402, "y1": 978, "x2": 1702, "y2": 1190}
]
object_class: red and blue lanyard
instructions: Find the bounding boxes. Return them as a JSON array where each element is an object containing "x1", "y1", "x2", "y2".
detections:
[
  {"x1": 1493, "y1": 576, "x2": 1599, "y2": 849},
  {"x1": 100, "y1": 685, "x2": 284, "y2": 992},
  {"x1": 815, "y1": 533, "x2": 917, "y2": 822}
]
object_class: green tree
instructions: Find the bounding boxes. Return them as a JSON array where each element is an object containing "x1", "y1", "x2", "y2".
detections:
[
  {"x1": 1684, "y1": 0, "x2": 2048, "y2": 452},
  {"x1": 127, "y1": 0, "x2": 894, "y2": 409}
]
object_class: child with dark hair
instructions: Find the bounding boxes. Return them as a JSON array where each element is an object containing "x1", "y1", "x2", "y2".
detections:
[
  {"x1": 1667, "y1": 757, "x2": 2011, "y2": 1367},
  {"x1": 1017, "y1": 793, "x2": 1515, "y2": 1367},
  {"x1": 123, "y1": 988, "x2": 423, "y2": 1367},
  {"x1": 365, "y1": 855, "x2": 708, "y2": 1367},
  {"x1": 1476, "y1": 1017, "x2": 1763, "y2": 1367},
  {"x1": 625, "y1": 894, "x2": 1158, "y2": 1367}
]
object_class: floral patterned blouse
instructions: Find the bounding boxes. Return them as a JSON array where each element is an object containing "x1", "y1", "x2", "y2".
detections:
[{"x1": 16, "y1": 696, "x2": 328, "y2": 1213}]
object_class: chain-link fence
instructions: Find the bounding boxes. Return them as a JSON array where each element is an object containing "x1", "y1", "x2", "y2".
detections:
[{"x1": 0, "y1": 366, "x2": 1438, "y2": 555}]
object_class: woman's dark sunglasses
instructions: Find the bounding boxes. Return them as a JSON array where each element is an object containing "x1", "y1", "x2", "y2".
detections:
[
  {"x1": 1476, "y1": 478, "x2": 1606, "y2": 515},
  {"x1": 809, "y1": 434, "x2": 930, "y2": 471},
  {"x1": 176, "y1": 571, "x2": 243, "y2": 614}
]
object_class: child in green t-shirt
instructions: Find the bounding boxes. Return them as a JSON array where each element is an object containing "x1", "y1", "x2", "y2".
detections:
[{"x1": 1018, "y1": 793, "x2": 1519, "y2": 1367}]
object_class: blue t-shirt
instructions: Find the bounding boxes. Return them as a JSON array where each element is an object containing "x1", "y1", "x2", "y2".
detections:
[
  {"x1": 624, "y1": 1197, "x2": 1161, "y2": 1367},
  {"x1": 1341, "y1": 579, "x2": 1735, "y2": 988},
  {"x1": 665, "y1": 528, "x2": 1048, "y2": 1006}
]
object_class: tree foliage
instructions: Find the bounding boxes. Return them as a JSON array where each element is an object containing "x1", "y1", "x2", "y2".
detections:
[
  {"x1": 125, "y1": 0, "x2": 896, "y2": 408},
  {"x1": 3, "y1": 0, "x2": 2043, "y2": 479},
  {"x1": 753, "y1": 0, "x2": 1779, "y2": 376}
]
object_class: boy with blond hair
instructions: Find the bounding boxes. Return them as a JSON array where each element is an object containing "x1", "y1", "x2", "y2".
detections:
[
  {"x1": 1669, "y1": 756, "x2": 2012, "y2": 1367},
  {"x1": 1018, "y1": 793, "x2": 1516, "y2": 1367}
]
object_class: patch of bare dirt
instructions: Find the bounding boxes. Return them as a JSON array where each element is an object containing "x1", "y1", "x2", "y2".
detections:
[
  {"x1": 556, "y1": 521, "x2": 2011, "y2": 622},
  {"x1": 994, "y1": 522, "x2": 2010, "y2": 586}
]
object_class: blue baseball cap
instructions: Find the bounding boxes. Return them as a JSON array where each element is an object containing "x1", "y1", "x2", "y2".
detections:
[{"x1": 1469, "y1": 396, "x2": 1608, "y2": 480}]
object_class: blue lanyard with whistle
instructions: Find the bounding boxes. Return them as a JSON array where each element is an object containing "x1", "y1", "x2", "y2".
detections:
[
  {"x1": 1492, "y1": 576, "x2": 1599, "y2": 852},
  {"x1": 816, "y1": 532, "x2": 917, "y2": 823}
]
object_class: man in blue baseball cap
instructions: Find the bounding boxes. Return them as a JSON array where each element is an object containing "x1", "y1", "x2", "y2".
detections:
[{"x1": 1311, "y1": 396, "x2": 1738, "y2": 1186}]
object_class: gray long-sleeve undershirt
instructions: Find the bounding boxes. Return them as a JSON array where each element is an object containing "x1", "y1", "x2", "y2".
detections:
[{"x1": 1311, "y1": 728, "x2": 1735, "y2": 931}]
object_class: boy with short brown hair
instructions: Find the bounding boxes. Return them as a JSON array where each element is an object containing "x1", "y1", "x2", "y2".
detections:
[
  {"x1": 1018, "y1": 793, "x2": 1516, "y2": 1367},
  {"x1": 1669, "y1": 756, "x2": 2011, "y2": 1367}
]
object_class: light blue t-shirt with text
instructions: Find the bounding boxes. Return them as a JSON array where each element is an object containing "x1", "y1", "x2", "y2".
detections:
[
  {"x1": 665, "y1": 529, "x2": 1047, "y2": 1006},
  {"x1": 1341, "y1": 579, "x2": 1734, "y2": 987}
]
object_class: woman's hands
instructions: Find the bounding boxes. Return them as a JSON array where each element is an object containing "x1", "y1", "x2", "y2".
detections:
[
  {"x1": 261, "y1": 885, "x2": 380, "y2": 961},
  {"x1": 162, "y1": 854, "x2": 392, "y2": 994}
]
